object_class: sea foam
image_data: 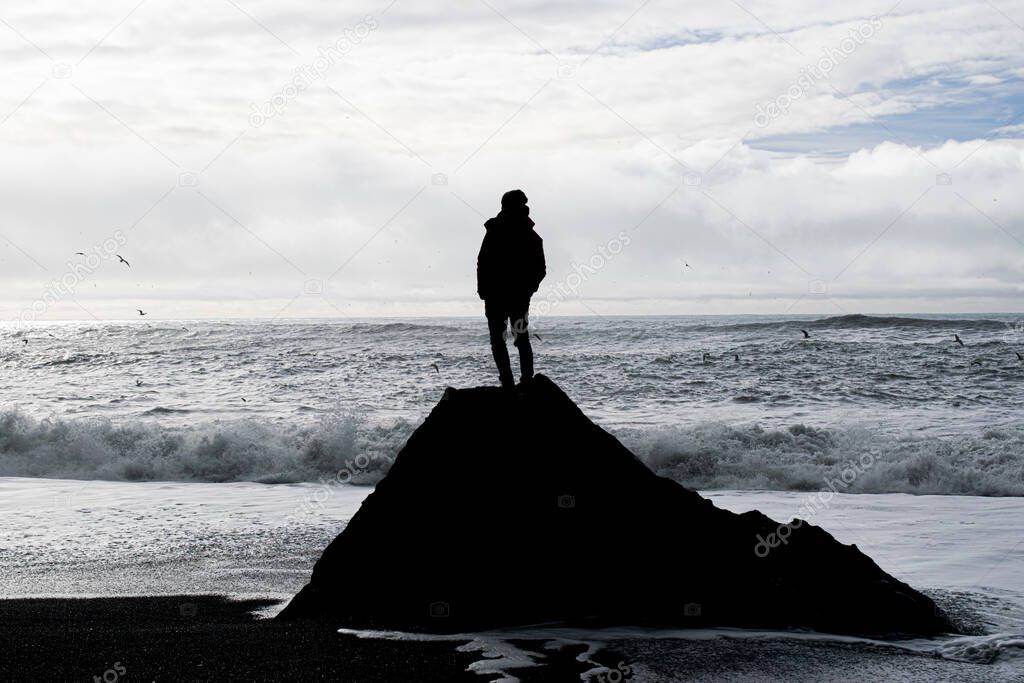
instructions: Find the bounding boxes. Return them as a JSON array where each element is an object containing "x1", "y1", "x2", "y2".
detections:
[{"x1": 2, "y1": 408, "x2": 1022, "y2": 495}]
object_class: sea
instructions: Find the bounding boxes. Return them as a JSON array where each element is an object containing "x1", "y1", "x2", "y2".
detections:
[
  {"x1": 2, "y1": 313, "x2": 1023, "y2": 680},
  {"x1": 1, "y1": 313, "x2": 1022, "y2": 493}
]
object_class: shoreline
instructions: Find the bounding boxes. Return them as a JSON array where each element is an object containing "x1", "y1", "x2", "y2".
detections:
[
  {"x1": 3, "y1": 480, "x2": 1022, "y2": 680},
  {"x1": 1, "y1": 595, "x2": 1018, "y2": 682},
  {"x1": 0, "y1": 595, "x2": 638, "y2": 682}
]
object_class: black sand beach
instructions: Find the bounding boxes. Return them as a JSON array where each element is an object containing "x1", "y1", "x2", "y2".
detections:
[
  {"x1": 2, "y1": 596, "x2": 1019, "y2": 682},
  {"x1": 0, "y1": 596, "x2": 481, "y2": 682}
]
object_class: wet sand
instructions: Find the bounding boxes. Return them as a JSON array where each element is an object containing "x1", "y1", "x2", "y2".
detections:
[{"x1": 3, "y1": 597, "x2": 1022, "y2": 681}]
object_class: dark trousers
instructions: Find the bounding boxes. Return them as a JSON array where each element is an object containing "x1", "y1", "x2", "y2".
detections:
[{"x1": 484, "y1": 298, "x2": 533, "y2": 388}]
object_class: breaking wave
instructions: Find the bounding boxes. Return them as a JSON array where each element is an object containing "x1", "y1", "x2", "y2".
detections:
[
  {"x1": 1, "y1": 409, "x2": 1023, "y2": 495},
  {"x1": 618, "y1": 422, "x2": 1024, "y2": 497},
  {"x1": 0, "y1": 410, "x2": 413, "y2": 484}
]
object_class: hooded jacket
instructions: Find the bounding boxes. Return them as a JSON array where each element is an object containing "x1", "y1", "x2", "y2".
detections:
[{"x1": 476, "y1": 207, "x2": 546, "y2": 301}]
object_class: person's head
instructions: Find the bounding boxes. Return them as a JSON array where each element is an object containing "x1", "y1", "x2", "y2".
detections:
[{"x1": 501, "y1": 189, "x2": 528, "y2": 211}]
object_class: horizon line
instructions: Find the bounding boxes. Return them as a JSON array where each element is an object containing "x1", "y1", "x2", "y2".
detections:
[{"x1": 4, "y1": 311, "x2": 1023, "y2": 324}]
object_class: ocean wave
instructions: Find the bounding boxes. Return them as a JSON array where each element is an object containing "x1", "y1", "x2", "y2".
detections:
[
  {"x1": 2, "y1": 410, "x2": 1022, "y2": 495},
  {"x1": 933, "y1": 631, "x2": 1024, "y2": 665},
  {"x1": 36, "y1": 353, "x2": 109, "y2": 367},
  {"x1": 141, "y1": 406, "x2": 193, "y2": 415},
  {"x1": 347, "y1": 321, "x2": 467, "y2": 335},
  {"x1": 813, "y1": 314, "x2": 1014, "y2": 331},
  {"x1": 618, "y1": 423, "x2": 1024, "y2": 497},
  {"x1": 0, "y1": 410, "x2": 413, "y2": 484},
  {"x1": 699, "y1": 314, "x2": 1013, "y2": 333}
]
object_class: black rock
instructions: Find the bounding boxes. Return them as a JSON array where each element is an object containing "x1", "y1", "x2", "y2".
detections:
[{"x1": 278, "y1": 375, "x2": 954, "y2": 637}]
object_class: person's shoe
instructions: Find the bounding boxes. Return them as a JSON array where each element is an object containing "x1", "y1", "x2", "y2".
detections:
[{"x1": 514, "y1": 375, "x2": 534, "y2": 396}]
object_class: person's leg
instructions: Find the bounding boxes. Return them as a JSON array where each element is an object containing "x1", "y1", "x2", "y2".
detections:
[
  {"x1": 484, "y1": 299, "x2": 515, "y2": 389},
  {"x1": 510, "y1": 299, "x2": 533, "y2": 383}
]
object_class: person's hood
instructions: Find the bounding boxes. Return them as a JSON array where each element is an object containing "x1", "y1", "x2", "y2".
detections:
[{"x1": 484, "y1": 208, "x2": 534, "y2": 231}]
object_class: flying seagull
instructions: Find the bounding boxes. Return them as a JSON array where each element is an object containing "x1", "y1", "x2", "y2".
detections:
[
  {"x1": 137, "y1": 309, "x2": 147, "y2": 316},
  {"x1": 135, "y1": 379, "x2": 143, "y2": 387},
  {"x1": 430, "y1": 363, "x2": 440, "y2": 374},
  {"x1": 240, "y1": 397, "x2": 247, "y2": 403},
  {"x1": 801, "y1": 329, "x2": 810, "y2": 339},
  {"x1": 74, "y1": 251, "x2": 86, "y2": 256},
  {"x1": 117, "y1": 254, "x2": 131, "y2": 268},
  {"x1": 533, "y1": 333, "x2": 542, "y2": 342},
  {"x1": 1017, "y1": 352, "x2": 1022, "y2": 361},
  {"x1": 954, "y1": 334, "x2": 964, "y2": 347}
]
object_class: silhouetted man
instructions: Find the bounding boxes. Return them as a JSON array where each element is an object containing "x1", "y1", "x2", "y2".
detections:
[{"x1": 477, "y1": 189, "x2": 546, "y2": 389}]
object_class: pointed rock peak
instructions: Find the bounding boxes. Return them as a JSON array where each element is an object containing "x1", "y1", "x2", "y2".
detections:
[{"x1": 279, "y1": 375, "x2": 954, "y2": 638}]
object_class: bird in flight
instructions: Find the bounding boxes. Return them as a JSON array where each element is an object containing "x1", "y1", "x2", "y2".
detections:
[
  {"x1": 430, "y1": 363, "x2": 440, "y2": 374},
  {"x1": 137, "y1": 309, "x2": 147, "y2": 316},
  {"x1": 117, "y1": 254, "x2": 131, "y2": 268},
  {"x1": 135, "y1": 379, "x2": 143, "y2": 387},
  {"x1": 1016, "y1": 352, "x2": 1022, "y2": 361},
  {"x1": 954, "y1": 334, "x2": 964, "y2": 347},
  {"x1": 801, "y1": 329, "x2": 810, "y2": 339},
  {"x1": 74, "y1": 251, "x2": 86, "y2": 256},
  {"x1": 240, "y1": 397, "x2": 247, "y2": 403}
]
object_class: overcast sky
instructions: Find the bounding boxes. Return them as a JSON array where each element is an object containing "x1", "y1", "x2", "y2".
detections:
[{"x1": 1, "y1": 0, "x2": 1022, "y2": 320}]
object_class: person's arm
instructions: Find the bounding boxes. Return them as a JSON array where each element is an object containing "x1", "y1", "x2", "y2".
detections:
[
  {"x1": 476, "y1": 233, "x2": 493, "y2": 300},
  {"x1": 530, "y1": 235, "x2": 546, "y2": 293}
]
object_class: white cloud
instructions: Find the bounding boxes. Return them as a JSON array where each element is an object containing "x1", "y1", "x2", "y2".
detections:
[
  {"x1": 967, "y1": 74, "x2": 1003, "y2": 85},
  {"x1": 0, "y1": 0, "x2": 1022, "y2": 318}
]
